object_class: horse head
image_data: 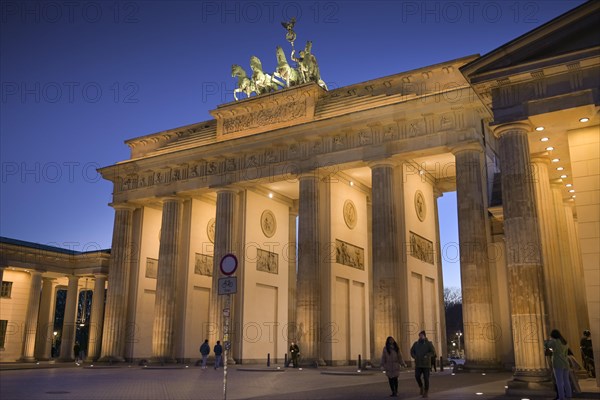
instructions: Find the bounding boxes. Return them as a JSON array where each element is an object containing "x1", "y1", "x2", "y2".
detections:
[{"x1": 231, "y1": 64, "x2": 246, "y2": 78}]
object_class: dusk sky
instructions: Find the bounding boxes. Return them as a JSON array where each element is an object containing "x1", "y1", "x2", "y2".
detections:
[{"x1": 0, "y1": 0, "x2": 585, "y2": 289}]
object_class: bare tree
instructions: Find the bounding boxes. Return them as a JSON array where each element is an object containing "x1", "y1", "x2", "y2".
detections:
[{"x1": 444, "y1": 287, "x2": 462, "y2": 309}]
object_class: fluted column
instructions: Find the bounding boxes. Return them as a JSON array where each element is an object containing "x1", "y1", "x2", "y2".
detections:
[
  {"x1": 564, "y1": 203, "x2": 590, "y2": 335},
  {"x1": 549, "y1": 184, "x2": 580, "y2": 347},
  {"x1": 152, "y1": 197, "x2": 183, "y2": 362},
  {"x1": 100, "y1": 204, "x2": 135, "y2": 361},
  {"x1": 19, "y1": 271, "x2": 43, "y2": 362},
  {"x1": 296, "y1": 173, "x2": 321, "y2": 365},
  {"x1": 288, "y1": 207, "x2": 298, "y2": 340},
  {"x1": 86, "y1": 274, "x2": 107, "y2": 361},
  {"x1": 530, "y1": 158, "x2": 575, "y2": 345},
  {"x1": 59, "y1": 275, "x2": 80, "y2": 361},
  {"x1": 495, "y1": 122, "x2": 550, "y2": 388},
  {"x1": 453, "y1": 145, "x2": 498, "y2": 367},
  {"x1": 35, "y1": 278, "x2": 56, "y2": 360},
  {"x1": 370, "y1": 162, "x2": 402, "y2": 361},
  {"x1": 209, "y1": 189, "x2": 239, "y2": 346},
  {"x1": 433, "y1": 189, "x2": 448, "y2": 359}
]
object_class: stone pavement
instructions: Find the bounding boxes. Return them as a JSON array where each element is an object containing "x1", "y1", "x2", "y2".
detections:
[{"x1": 0, "y1": 362, "x2": 598, "y2": 400}]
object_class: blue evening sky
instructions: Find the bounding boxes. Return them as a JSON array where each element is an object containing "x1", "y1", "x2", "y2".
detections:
[{"x1": 0, "y1": 0, "x2": 585, "y2": 289}]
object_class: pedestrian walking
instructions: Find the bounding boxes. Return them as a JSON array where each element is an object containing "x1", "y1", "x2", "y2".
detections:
[
  {"x1": 199, "y1": 339, "x2": 210, "y2": 369},
  {"x1": 381, "y1": 336, "x2": 406, "y2": 397},
  {"x1": 410, "y1": 331, "x2": 436, "y2": 398}
]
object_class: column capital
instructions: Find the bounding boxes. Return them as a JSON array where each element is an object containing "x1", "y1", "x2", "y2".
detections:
[
  {"x1": 215, "y1": 187, "x2": 241, "y2": 195},
  {"x1": 109, "y1": 202, "x2": 137, "y2": 211},
  {"x1": 93, "y1": 273, "x2": 108, "y2": 279},
  {"x1": 449, "y1": 141, "x2": 484, "y2": 155},
  {"x1": 367, "y1": 159, "x2": 398, "y2": 170},
  {"x1": 157, "y1": 195, "x2": 185, "y2": 205},
  {"x1": 530, "y1": 153, "x2": 551, "y2": 164},
  {"x1": 491, "y1": 121, "x2": 532, "y2": 138}
]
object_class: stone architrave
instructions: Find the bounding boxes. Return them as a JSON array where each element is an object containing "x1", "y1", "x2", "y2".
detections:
[
  {"x1": 152, "y1": 197, "x2": 184, "y2": 362},
  {"x1": 494, "y1": 123, "x2": 551, "y2": 392},
  {"x1": 369, "y1": 161, "x2": 402, "y2": 361},
  {"x1": 296, "y1": 173, "x2": 322, "y2": 365},
  {"x1": 59, "y1": 275, "x2": 80, "y2": 361},
  {"x1": 453, "y1": 144, "x2": 499, "y2": 367},
  {"x1": 20, "y1": 271, "x2": 43, "y2": 362},
  {"x1": 87, "y1": 274, "x2": 107, "y2": 361},
  {"x1": 100, "y1": 204, "x2": 135, "y2": 362}
]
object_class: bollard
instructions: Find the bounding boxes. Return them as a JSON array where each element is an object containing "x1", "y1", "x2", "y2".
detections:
[
  {"x1": 439, "y1": 356, "x2": 443, "y2": 372},
  {"x1": 358, "y1": 354, "x2": 362, "y2": 370},
  {"x1": 284, "y1": 353, "x2": 288, "y2": 367},
  {"x1": 267, "y1": 353, "x2": 271, "y2": 367}
]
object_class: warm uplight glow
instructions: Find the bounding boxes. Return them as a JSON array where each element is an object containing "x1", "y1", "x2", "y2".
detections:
[
  {"x1": 541, "y1": 137, "x2": 549, "y2": 142},
  {"x1": 560, "y1": 174, "x2": 567, "y2": 179},
  {"x1": 546, "y1": 146, "x2": 554, "y2": 151},
  {"x1": 535, "y1": 126, "x2": 544, "y2": 131},
  {"x1": 268, "y1": 193, "x2": 273, "y2": 199},
  {"x1": 552, "y1": 158, "x2": 559, "y2": 162},
  {"x1": 557, "y1": 167, "x2": 564, "y2": 171},
  {"x1": 579, "y1": 117, "x2": 589, "y2": 122}
]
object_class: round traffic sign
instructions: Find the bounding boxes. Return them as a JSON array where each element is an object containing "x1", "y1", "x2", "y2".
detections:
[{"x1": 220, "y1": 253, "x2": 238, "y2": 276}]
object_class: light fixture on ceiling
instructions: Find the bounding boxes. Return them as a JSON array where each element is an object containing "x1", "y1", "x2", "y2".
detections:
[
  {"x1": 268, "y1": 193, "x2": 273, "y2": 199},
  {"x1": 552, "y1": 158, "x2": 560, "y2": 163},
  {"x1": 557, "y1": 167, "x2": 564, "y2": 171},
  {"x1": 535, "y1": 126, "x2": 544, "y2": 131},
  {"x1": 541, "y1": 137, "x2": 549, "y2": 142},
  {"x1": 579, "y1": 117, "x2": 589, "y2": 123},
  {"x1": 349, "y1": 181, "x2": 354, "y2": 187},
  {"x1": 566, "y1": 184, "x2": 572, "y2": 188},
  {"x1": 546, "y1": 146, "x2": 554, "y2": 151},
  {"x1": 560, "y1": 174, "x2": 567, "y2": 179},
  {"x1": 569, "y1": 189, "x2": 575, "y2": 193}
]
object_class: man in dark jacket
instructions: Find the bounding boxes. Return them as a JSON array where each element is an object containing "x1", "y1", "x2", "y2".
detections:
[
  {"x1": 214, "y1": 340, "x2": 223, "y2": 369},
  {"x1": 410, "y1": 331, "x2": 436, "y2": 398},
  {"x1": 199, "y1": 339, "x2": 210, "y2": 369}
]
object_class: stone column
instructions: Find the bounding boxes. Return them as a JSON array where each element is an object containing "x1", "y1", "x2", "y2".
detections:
[
  {"x1": 35, "y1": 277, "x2": 56, "y2": 360},
  {"x1": 433, "y1": 189, "x2": 448, "y2": 360},
  {"x1": 549, "y1": 184, "x2": 580, "y2": 347},
  {"x1": 453, "y1": 145, "x2": 498, "y2": 368},
  {"x1": 0, "y1": 266, "x2": 5, "y2": 285},
  {"x1": 296, "y1": 173, "x2": 322, "y2": 365},
  {"x1": 100, "y1": 204, "x2": 135, "y2": 362},
  {"x1": 564, "y1": 202, "x2": 590, "y2": 335},
  {"x1": 19, "y1": 271, "x2": 43, "y2": 362},
  {"x1": 209, "y1": 189, "x2": 239, "y2": 348},
  {"x1": 152, "y1": 197, "x2": 183, "y2": 362},
  {"x1": 59, "y1": 275, "x2": 80, "y2": 361},
  {"x1": 288, "y1": 207, "x2": 298, "y2": 341},
  {"x1": 86, "y1": 274, "x2": 107, "y2": 361},
  {"x1": 494, "y1": 122, "x2": 551, "y2": 394},
  {"x1": 530, "y1": 157, "x2": 570, "y2": 343},
  {"x1": 370, "y1": 162, "x2": 402, "y2": 362}
]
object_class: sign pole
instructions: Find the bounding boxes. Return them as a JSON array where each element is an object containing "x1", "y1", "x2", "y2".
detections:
[{"x1": 218, "y1": 253, "x2": 237, "y2": 400}]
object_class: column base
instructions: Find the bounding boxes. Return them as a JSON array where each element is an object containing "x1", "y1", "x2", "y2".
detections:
[
  {"x1": 462, "y1": 362, "x2": 506, "y2": 372},
  {"x1": 299, "y1": 357, "x2": 327, "y2": 368},
  {"x1": 505, "y1": 375, "x2": 555, "y2": 398},
  {"x1": 18, "y1": 357, "x2": 37, "y2": 363},
  {"x1": 98, "y1": 355, "x2": 125, "y2": 363},
  {"x1": 150, "y1": 357, "x2": 177, "y2": 365}
]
